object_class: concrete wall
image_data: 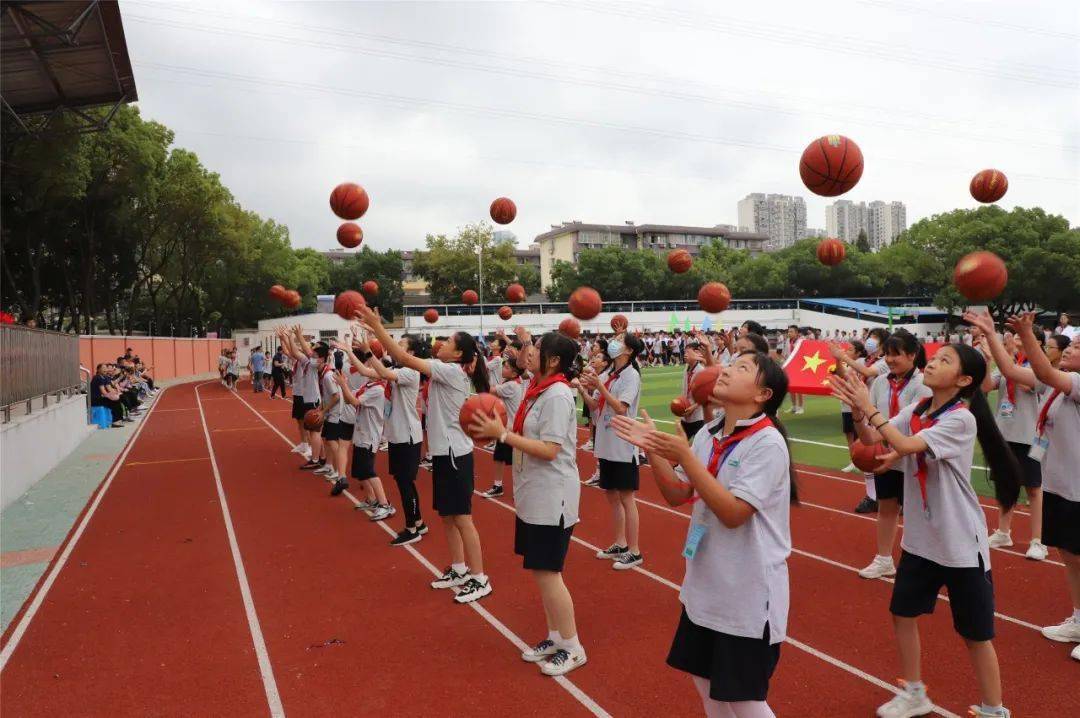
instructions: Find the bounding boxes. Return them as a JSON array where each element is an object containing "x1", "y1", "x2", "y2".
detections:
[
  {"x1": 404, "y1": 308, "x2": 799, "y2": 335},
  {"x1": 79, "y1": 337, "x2": 236, "y2": 381},
  {"x1": 1, "y1": 394, "x2": 94, "y2": 511}
]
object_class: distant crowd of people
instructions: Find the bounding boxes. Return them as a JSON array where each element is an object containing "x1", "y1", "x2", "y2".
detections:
[{"x1": 88, "y1": 349, "x2": 158, "y2": 428}]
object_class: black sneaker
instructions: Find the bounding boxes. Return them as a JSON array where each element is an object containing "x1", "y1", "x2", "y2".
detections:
[
  {"x1": 453, "y1": 576, "x2": 492, "y2": 604},
  {"x1": 481, "y1": 485, "x2": 504, "y2": 498},
  {"x1": 330, "y1": 478, "x2": 349, "y2": 496},
  {"x1": 416, "y1": 523, "x2": 430, "y2": 535},
  {"x1": 390, "y1": 528, "x2": 422, "y2": 546},
  {"x1": 612, "y1": 552, "x2": 643, "y2": 571},
  {"x1": 595, "y1": 544, "x2": 628, "y2": 560},
  {"x1": 299, "y1": 460, "x2": 321, "y2": 470},
  {"x1": 854, "y1": 496, "x2": 878, "y2": 514}
]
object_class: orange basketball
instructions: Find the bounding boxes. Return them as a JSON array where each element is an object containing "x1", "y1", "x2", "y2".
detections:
[
  {"x1": 269, "y1": 284, "x2": 286, "y2": 301},
  {"x1": 851, "y1": 441, "x2": 888, "y2": 473},
  {"x1": 559, "y1": 317, "x2": 581, "y2": 339},
  {"x1": 667, "y1": 249, "x2": 693, "y2": 274},
  {"x1": 505, "y1": 283, "x2": 526, "y2": 303},
  {"x1": 461, "y1": 289, "x2": 479, "y2": 305},
  {"x1": 362, "y1": 280, "x2": 379, "y2": 297},
  {"x1": 333, "y1": 290, "x2": 366, "y2": 320},
  {"x1": 799, "y1": 135, "x2": 863, "y2": 197},
  {"x1": 568, "y1": 286, "x2": 602, "y2": 320},
  {"x1": 329, "y1": 182, "x2": 370, "y2": 220},
  {"x1": 490, "y1": 197, "x2": 517, "y2": 225},
  {"x1": 459, "y1": 393, "x2": 508, "y2": 439},
  {"x1": 611, "y1": 314, "x2": 628, "y2": 332},
  {"x1": 670, "y1": 396, "x2": 690, "y2": 417},
  {"x1": 690, "y1": 365, "x2": 721, "y2": 406},
  {"x1": 816, "y1": 238, "x2": 847, "y2": 266},
  {"x1": 284, "y1": 290, "x2": 301, "y2": 309},
  {"x1": 498, "y1": 305, "x2": 513, "y2": 320},
  {"x1": 369, "y1": 338, "x2": 384, "y2": 359},
  {"x1": 953, "y1": 251, "x2": 1007, "y2": 302},
  {"x1": 697, "y1": 282, "x2": 731, "y2": 313},
  {"x1": 303, "y1": 408, "x2": 324, "y2": 431},
  {"x1": 423, "y1": 308, "x2": 439, "y2": 324},
  {"x1": 970, "y1": 169, "x2": 1008, "y2": 204},
  {"x1": 336, "y1": 222, "x2": 363, "y2": 249}
]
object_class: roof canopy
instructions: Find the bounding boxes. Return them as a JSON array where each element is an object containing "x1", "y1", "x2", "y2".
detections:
[{"x1": 1, "y1": 0, "x2": 137, "y2": 133}]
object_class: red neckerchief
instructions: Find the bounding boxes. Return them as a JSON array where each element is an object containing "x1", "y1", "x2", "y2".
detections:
[
  {"x1": 688, "y1": 415, "x2": 773, "y2": 504},
  {"x1": 887, "y1": 368, "x2": 915, "y2": 417},
  {"x1": 1036, "y1": 389, "x2": 1063, "y2": 437},
  {"x1": 358, "y1": 378, "x2": 391, "y2": 401},
  {"x1": 512, "y1": 373, "x2": 569, "y2": 433},
  {"x1": 318, "y1": 363, "x2": 331, "y2": 380},
  {"x1": 1004, "y1": 353, "x2": 1027, "y2": 405},
  {"x1": 595, "y1": 366, "x2": 625, "y2": 417},
  {"x1": 909, "y1": 398, "x2": 965, "y2": 517}
]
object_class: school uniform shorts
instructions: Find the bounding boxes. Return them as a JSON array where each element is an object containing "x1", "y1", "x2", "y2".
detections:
[
  {"x1": 598, "y1": 458, "x2": 639, "y2": 491},
  {"x1": 1042, "y1": 490, "x2": 1080, "y2": 555},
  {"x1": 388, "y1": 441, "x2": 421, "y2": 481},
  {"x1": 320, "y1": 421, "x2": 354, "y2": 442},
  {"x1": 1007, "y1": 442, "x2": 1042, "y2": 489},
  {"x1": 667, "y1": 608, "x2": 781, "y2": 702},
  {"x1": 432, "y1": 452, "x2": 474, "y2": 517},
  {"x1": 351, "y1": 446, "x2": 378, "y2": 480},
  {"x1": 514, "y1": 516, "x2": 574, "y2": 572},
  {"x1": 890, "y1": 550, "x2": 995, "y2": 641},
  {"x1": 873, "y1": 469, "x2": 905, "y2": 501},
  {"x1": 292, "y1": 396, "x2": 317, "y2": 420},
  {"x1": 841, "y1": 412, "x2": 856, "y2": 435},
  {"x1": 492, "y1": 440, "x2": 513, "y2": 465}
]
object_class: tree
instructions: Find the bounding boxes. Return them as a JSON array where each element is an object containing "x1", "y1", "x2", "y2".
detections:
[
  {"x1": 327, "y1": 247, "x2": 405, "y2": 320},
  {"x1": 413, "y1": 222, "x2": 538, "y2": 304},
  {"x1": 856, "y1": 229, "x2": 870, "y2": 253}
]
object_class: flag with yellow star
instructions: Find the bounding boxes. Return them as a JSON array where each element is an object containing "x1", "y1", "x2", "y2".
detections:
[{"x1": 780, "y1": 339, "x2": 843, "y2": 396}]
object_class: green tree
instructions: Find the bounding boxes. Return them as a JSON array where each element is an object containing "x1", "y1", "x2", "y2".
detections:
[
  {"x1": 413, "y1": 222, "x2": 537, "y2": 304},
  {"x1": 856, "y1": 229, "x2": 870, "y2": 253},
  {"x1": 327, "y1": 247, "x2": 405, "y2": 320}
]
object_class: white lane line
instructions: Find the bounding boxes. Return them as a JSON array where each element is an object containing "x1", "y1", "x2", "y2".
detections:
[
  {"x1": 195, "y1": 383, "x2": 285, "y2": 718},
  {"x1": 226, "y1": 388, "x2": 612, "y2": 718},
  {"x1": 0, "y1": 387, "x2": 168, "y2": 671},
  {"x1": 473, "y1": 491, "x2": 960, "y2": 718}
]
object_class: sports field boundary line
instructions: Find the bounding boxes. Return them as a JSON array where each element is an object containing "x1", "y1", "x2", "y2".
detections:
[
  {"x1": 0, "y1": 387, "x2": 167, "y2": 671},
  {"x1": 225, "y1": 385, "x2": 613, "y2": 718},
  {"x1": 195, "y1": 382, "x2": 285, "y2": 717}
]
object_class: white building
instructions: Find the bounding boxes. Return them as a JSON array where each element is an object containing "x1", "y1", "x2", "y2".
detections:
[
  {"x1": 867, "y1": 201, "x2": 907, "y2": 249},
  {"x1": 737, "y1": 193, "x2": 807, "y2": 249},
  {"x1": 826, "y1": 199, "x2": 868, "y2": 244}
]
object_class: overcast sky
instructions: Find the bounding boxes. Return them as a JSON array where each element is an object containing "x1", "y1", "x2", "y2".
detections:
[{"x1": 121, "y1": 0, "x2": 1079, "y2": 252}]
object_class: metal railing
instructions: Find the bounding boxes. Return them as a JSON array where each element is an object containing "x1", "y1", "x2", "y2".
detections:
[{"x1": 1, "y1": 325, "x2": 84, "y2": 422}]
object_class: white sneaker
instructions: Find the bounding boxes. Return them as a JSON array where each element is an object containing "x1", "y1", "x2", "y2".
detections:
[
  {"x1": 1072, "y1": 644, "x2": 1080, "y2": 662},
  {"x1": 876, "y1": 684, "x2": 933, "y2": 718},
  {"x1": 291, "y1": 443, "x2": 307, "y2": 454},
  {"x1": 858, "y1": 555, "x2": 896, "y2": 579},
  {"x1": 453, "y1": 576, "x2": 492, "y2": 604},
  {"x1": 580, "y1": 440, "x2": 593, "y2": 451},
  {"x1": 968, "y1": 706, "x2": 1010, "y2": 718},
  {"x1": 1025, "y1": 539, "x2": 1048, "y2": 561},
  {"x1": 988, "y1": 530, "x2": 1013, "y2": 548},
  {"x1": 842, "y1": 462, "x2": 858, "y2": 473},
  {"x1": 369, "y1": 504, "x2": 395, "y2": 522},
  {"x1": 313, "y1": 464, "x2": 334, "y2": 476},
  {"x1": 540, "y1": 647, "x2": 587, "y2": 676},
  {"x1": 1041, "y1": 616, "x2": 1080, "y2": 643},
  {"x1": 794, "y1": 406, "x2": 805, "y2": 415},
  {"x1": 521, "y1": 638, "x2": 558, "y2": 663}
]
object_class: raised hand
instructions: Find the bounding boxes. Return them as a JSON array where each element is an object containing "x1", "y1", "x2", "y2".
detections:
[
  {"x1": 962, "y1": 309, "x2": 995, "y2": 337},
  {"x1": 611, "y1": 415, "x2": 652, "y2": 449},
  {"x1": 1005, "y1": 311, "x2": 1036, "y2": 338}
]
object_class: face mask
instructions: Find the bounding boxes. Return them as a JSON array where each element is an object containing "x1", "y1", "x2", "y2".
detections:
[
  {"x1": 865, "y1": 338, "x2": 879, "y2": 354},
  {"x1": 607, "y1": 340, "x2": 624, "y2": 360}
]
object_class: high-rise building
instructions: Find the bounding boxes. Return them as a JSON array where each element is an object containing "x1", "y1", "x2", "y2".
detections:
[
  {"x1": 827, "y1": 200, "x2": 907, "y2": 247},
  {"x1": 492, "y1": 230, "x2": 518, "y2": 246},
  {"x1": 826, "y1": 200, "x2": 868, "y2": 244},
  {"x1": 737, "y1": 193, "x2": 807, "y2": 249},
  {"x1": 804, "y1": 227, "x2": 826, "y2": 239}
]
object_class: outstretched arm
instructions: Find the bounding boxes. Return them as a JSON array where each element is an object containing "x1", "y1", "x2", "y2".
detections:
[
  {"x1": 1008, "y1": 312, "x2": 1074, "y2": 394},
  {"x1": 353, "y1": 304, "x2": 430, "y2": 376}
]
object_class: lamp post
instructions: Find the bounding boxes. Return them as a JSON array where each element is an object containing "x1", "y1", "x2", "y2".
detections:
[{"x1": 477, "y1": 241, "x2": 484, "y2": 339}]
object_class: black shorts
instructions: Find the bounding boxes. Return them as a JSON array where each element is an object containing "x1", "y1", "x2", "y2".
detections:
[
  {"x1": 388, "y1": 441, "x2": 421, "y2": 481},
  {"x1": 667, "y1": 608, "x2": 781, "y2": 702},
  {"x1": 598, "y1": 458, "x2": 639, "y2": 491},
  {"x1": 1042, "y1": 490, "x2": 1080, "y2": 554},
  {"x1": 492, "y1": 440, "x2": 513, "y2": 465},
  {"x1": 432, "y1": 452, "x2": 474, "y2": 516},
  {"x1": 1007, "y1": 442, "x2": 1042, "y2": 489},
  {"x1": 681, "y1": 419, "x2": 705, "y2": 441},
  {"x1": 841, "y1": 412, "x2": 856, "y2": 435},
  {"x1": 874, "y1": 469, "x2": 905, "y2": 501},
  {"x1": 514, "y1": 516, "x2": 574, "y2": 572},
  {"x1": 321, "y1": 421, "x2": 354, "y2": 442},
  {"x1": 291, "y1": 396, "x2": 317, "y2": 420},
  {"x1": 226, "y1": 373, "x2": 238, "y2": 381},
  {"x1": 351, "y1": 445, "x2": 378, "y2": 480},
  {"x1": 889, "y1": 550, "x2": 995, "y2": 641}
]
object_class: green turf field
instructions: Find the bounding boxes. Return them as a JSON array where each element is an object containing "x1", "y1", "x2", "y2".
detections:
[{"x1": 590, "y1": 365, "x2": 1000, "y2": 501}]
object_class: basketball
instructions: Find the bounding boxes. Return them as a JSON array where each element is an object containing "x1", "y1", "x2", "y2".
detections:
[
  {"x1": 505, "y1": 283, "x2": 526, "y2": 303},
  {"x1": 333, "y1": 290, "x2": 366, "y2": 320},
  {"x1": 799, "y1": 135, "x2": 864, "y2": 197},
  {"x1": 954, "y1": 251, "x2": 1007, "y2": 301},
  {"x1": 303, "y1": 408, "x2": 324, "y2": 431},
  {"x1": 568, "y1": 286, "x2": 602, "y2": 320},
  {"x1": 558, "y1": 317, "x2": 581, "y2": 339},
  {"x1": 667, "y1": 249, "x2": 692, "y2": 274},
  {"x1": 970, "y1": 169, "x2": 1008, "y2": 204},
  {"x1": 690, "y1": 365, "x2": 721, "y2": 406},
  {"x1": 611, "y1": 314, "x2": 628, "y2": 332},
  {"x1": 670, "y1": 396, "x2": 690, "y2": 417},
  {"x1": 816, "y1": 238, "x2": 847, "y2": 266},
  {"x1": 269, "y1": 284, "x2": 286, "y2": 301},
  {"x1": 850, "y1": 442, "x2": 888, "y2": 473},
  {"x1": 362, "y1": 280, "x2": 379, "y2": 297},
  {"x1": 697, "y1": 282, "x2": 731, "y2": 313},
  {"x1": 489, "y1": 197, "x2": 517, "y2": 225},
  {"x1": 461, "y1": 289, "x2": 479, "y2": 305},
  {"x1": 336, "y1": 222, "x2": 363, "y2": 249},
  {"x1": 369, "y1": 338, "x2": 384, "y2": 359},
  {"x1": 284, "y1": 290, "x2": 301, "y2": 309},
  {"x1": 498, "y1": 305, "x2": 513, "y2": 320},
  {"x1": 329, "y1": 182, "x2": 370, "y2": 220},
  {"x1": 459, "y1": 393, "x2": 508, "y2": 440},
  {"x1": 423, "y1": 308, "x2": 439, "y2": 324}
]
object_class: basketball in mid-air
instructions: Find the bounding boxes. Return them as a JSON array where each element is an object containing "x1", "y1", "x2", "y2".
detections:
[
  {"x1": 459, "y1": 393, "x2": 508, "y2": 439},
  {"x1": 362, "y1": 280, "x2": 379, "y2": 297},
  {"x1": 505, "y1": 283, "x2": 526, "y2": 303},
  {"x1": 336, "y1": 222, "x2": 363, "y2": 248},
  {"x1": 799, "y1": 135, "x2": 863, "y2": 197},
  {"x1": 667, "y1": 249, "x2": 692, "y2": 274},
  {"x1": 498, "y1": 306, "x2": 513, "y2": 320},
  {"x1": 368, "y1": 338, "x2": 385, "y2": 359},
  {"x1": 610, "y1": 314, "x2": 628, "y2": 332},
  {"x1": 333, "y1": 290, "x2": 366, "y2": 320},
  {"x1": 816, "y1": 238, "x2": 846, "y2": 266},
  {"x1": 269, "y1": 284, "x2": 286, "y2": 301},
  {"x1": 490, "y1": 197, "x2": 517, "y2": 225},
  {"x1": 559, "y1": 317, "x2": 581, "y2": 339},
  {"x1": 329, "y1": 182, "x2": 370, "y2": 220},
  {"x1": 670, "y1": 396, "x2": 690, "y2": 417},
  {"x1": 568, "y1": 287, "x2": 602, "y2": 320},
  {"x1": 423, "y1": 308, "x2": 439, "y2": 324},
  {"x1": 461, "y1": 289, "x2": 479, "y2": 305},
  {"x1": 284, "y1": 290, "x2": 301, "y2": 309},
  {"x1": 697, "y1": 282, "x2": 731, "y2": 313},
  {"x1": 953, "y1": 251, "x2": 1007, "y2": 301},
  {"x1": 690, "y1": 365, "x2": 721, "y2": 405},
  {"x1": 970, "y1": 169, "x2": 1008, "y2": 204}
]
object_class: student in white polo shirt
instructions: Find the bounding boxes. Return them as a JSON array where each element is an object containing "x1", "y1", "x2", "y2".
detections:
[
  {"x1": 470, "y1": 332, "x2": 586, "y2": 677},
  {"x1": 311, "y1": 345, "x2": 348, "y2": 482},
  {"x1": 279, "y1": 326, "x2": 322, "y2": 465},
  {"x1": 613, "y1": 350, "x2": 795, "y2": 718},
  {"x1": 1008, "y1": 313, "x2": 1080, "y2": 663},
  {"x1": 481, "y1": 347, "x2": 525, "y2": 499},
  {"x1": 679, "y1": 335, "x2": 714, "y2": 440},
  {"x1": 356, "y1": 304, "x2": 493, "y2": 604},
  {"x1": 830, "y1": 343, "x2": 1023, "y2": 718}
]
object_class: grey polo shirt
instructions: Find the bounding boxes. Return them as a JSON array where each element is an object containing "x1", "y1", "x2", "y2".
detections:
[
  {"x1": 385, "y1": 367, "x2": 422, "y2": 445},
  {"x1": 1038, "y1": 371, "x2": 1080, "y2": 501},
  {"x1": 593, "y1": 367, "x2": 642, "y2": 463},
  {"x1": 426, "y1": 359, "x2": 473, "y2": 457},
  {"x1": 513, "y1": 383, "x2": 580, "y2": 527}
]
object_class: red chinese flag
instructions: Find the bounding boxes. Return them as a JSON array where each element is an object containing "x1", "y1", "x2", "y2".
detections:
[{"x1": 781, "y1": 339, "x2": 843, "y2": 397}]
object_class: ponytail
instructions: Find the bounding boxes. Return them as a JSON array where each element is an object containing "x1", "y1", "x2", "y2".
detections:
[
  {"x1": 624, "y1": 333, "x2": 645, "y2": 374},
  {"x1": 452, "y1": 331, "x2": 490, "y2": 394},
  {"x1": 743, "y1": 350, "x2": 799, "y2": 505}
]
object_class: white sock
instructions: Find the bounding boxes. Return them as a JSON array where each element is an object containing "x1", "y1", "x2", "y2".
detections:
[
  {"x1": 865, "y1": 475, "x2": 877, "y2": 501},
  {"x1": 905, "y1": 680, "x2": 926, "y2": 694},
  {"x1": 1072, "y1": 608, "x2": 1080, "y2": 622},
  {"x1": 472, "y1": 572, "x2": 488, "y2": 583},
  {"x1": 451, "y1": 562, "x2": 467, "y2": 575},
  {"x1": 547, "y1": 629, "x2": 560, "y2": 644},
  {"x1": 558, "y1": 633, "x2": 583, "y2": 653}
]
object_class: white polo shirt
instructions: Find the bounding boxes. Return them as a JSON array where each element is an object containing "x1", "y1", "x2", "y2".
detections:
[
  {"x1": 295, "y1": 355, "x2": 321, "y2": 404},
  {"x1": 676, "y1": 413, "x2": 792, "y2": 644},
  {"x1": 385, "y1": 367, "x2": 422, "y2": 445},
  {"x1": 494, "y1": 378, "x2": 524, "y2": 422},
  {"x1": 486, "y1": 356, "x2": 503, "y2": 390},
  {"x1": 352, "y1": 381, "x2": 387, "y2": 451},
  {"x1": 869, "y1": 369, "x2": 932, "y2": 420},
  {"x1": 320, "y1": 368, "x2": 348, "y2": 423},
  {"x1": 593, "y1": 366, "x2": 641, "y2": 463},
  {"x1": 513, "y1": 383, "x2": 580, "y2": 527},
  {"x1": 1038, "y1": 371, "x2": 1080, "y2": 502},
  {"x1": 425, "y1": 359, "x2": 473, "y2": 457},
  {"x1": 990, "y1": 367, "x2": 1040, "y2": 446}
]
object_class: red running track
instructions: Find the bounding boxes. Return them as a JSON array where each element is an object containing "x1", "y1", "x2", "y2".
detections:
[{"x1": 0, "y1": 379, "x2": 1073, "y2": 716}]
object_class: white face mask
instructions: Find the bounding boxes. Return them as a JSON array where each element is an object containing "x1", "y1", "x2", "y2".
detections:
[
  {"x1": 607, "y1": 340, "x2": 624, "y2": 360},
  {"x1": 865, "y1": 338, "x2": 880, "y2": 354}
]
